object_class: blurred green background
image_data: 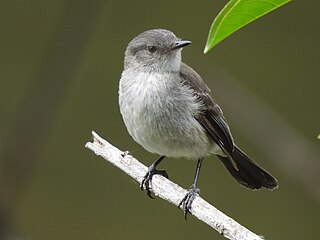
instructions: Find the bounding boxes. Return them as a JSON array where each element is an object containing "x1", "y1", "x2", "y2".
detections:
[{"x1": 0, "y1": 0, "x2": 319, "y2": 239}]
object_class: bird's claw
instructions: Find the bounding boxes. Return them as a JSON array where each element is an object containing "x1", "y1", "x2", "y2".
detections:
[
  {"x1": 178, "y1": 184, "x2": 200, "y2": 220},
  {"x1": 140, "y1": 168, "x2": 169, "y2": 198}
]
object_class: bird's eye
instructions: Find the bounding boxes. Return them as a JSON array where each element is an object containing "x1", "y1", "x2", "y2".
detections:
[{"x1": 147, "y1": 46, "x2": 157, "y2": 53}]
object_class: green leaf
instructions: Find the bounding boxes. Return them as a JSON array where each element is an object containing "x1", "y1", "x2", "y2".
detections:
[{"x1": 204, "y1": 0, "x2": 292, "y2": 53}]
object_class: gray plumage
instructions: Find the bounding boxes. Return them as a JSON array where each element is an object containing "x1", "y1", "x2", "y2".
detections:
[{"x1": 119, "y1": 29, "x2": 278, "y2": 192}]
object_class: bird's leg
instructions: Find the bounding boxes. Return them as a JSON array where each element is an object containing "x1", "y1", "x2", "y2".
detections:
[
  {"x1": 140, "y1": 155, "x2": 168, "y2": 198},
  {"x1": 178, "y1": 158, "x2": 203, "y2": 219}
]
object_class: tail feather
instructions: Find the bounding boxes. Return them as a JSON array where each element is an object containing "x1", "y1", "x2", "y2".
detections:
[{"x1": 218, "y1": 146, "x2": 278, "y2": 190}]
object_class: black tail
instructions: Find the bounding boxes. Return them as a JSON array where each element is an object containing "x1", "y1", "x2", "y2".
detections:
[{"x1": 218, "y1": 146, "x2": 278, "y2": 190}]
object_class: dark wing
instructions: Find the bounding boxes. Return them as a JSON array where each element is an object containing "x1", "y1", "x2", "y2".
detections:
[
  {"x1": 180, "y1": 63, "x2": 279, "y2": 189},
  {"x1": 179, "y1": 62, "x2": 234, "y2": 157}
]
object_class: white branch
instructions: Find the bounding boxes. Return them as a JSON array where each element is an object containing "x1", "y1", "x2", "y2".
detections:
[{"x1": 85, "y1": 131, "x2": 264, "y2": 240}]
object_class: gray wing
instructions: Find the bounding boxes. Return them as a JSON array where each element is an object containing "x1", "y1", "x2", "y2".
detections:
[{"x1": 179, "y1": 62, "x2": 234, "y2": 156}]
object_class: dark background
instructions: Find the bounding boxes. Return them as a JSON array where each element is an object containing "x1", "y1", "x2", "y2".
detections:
[{"x1": 1, "y1": 0, "x2": 319, "y2": 239}]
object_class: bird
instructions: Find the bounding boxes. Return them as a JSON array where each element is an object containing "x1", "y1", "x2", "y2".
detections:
[{"x1": 118, "y1": 29, "x2": 278, "y2": 218}]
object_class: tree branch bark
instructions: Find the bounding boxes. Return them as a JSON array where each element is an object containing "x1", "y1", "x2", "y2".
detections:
[{"x1": 85, "y1": 131, "x2": 264, "y2": 240}]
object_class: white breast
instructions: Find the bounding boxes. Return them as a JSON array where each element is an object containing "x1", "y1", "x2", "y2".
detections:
[{"x1": 119, "y1": 69, "x2": 215, "y2": 159}]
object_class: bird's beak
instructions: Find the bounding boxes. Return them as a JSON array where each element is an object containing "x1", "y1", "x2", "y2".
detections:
[{"x1": 172, "y1": 40, "x2": 192, "y2": 50}]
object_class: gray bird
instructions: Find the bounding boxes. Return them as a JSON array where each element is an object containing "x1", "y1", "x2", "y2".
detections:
[{"x1": 119, "y1": 29, "x2": 278, "y2": 218}]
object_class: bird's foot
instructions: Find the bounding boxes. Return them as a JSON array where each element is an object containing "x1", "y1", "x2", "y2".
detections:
[
  {"x1": 178, "y1": 184, "x2": 200, "y2": 219},
  {"x1": 140, "y1": 166, "x2": 168, "y2": 198}
]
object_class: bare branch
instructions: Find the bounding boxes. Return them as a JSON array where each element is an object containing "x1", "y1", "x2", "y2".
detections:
[{"x1": 85, "y1": 131, "x2": 264, "y2": 240}]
